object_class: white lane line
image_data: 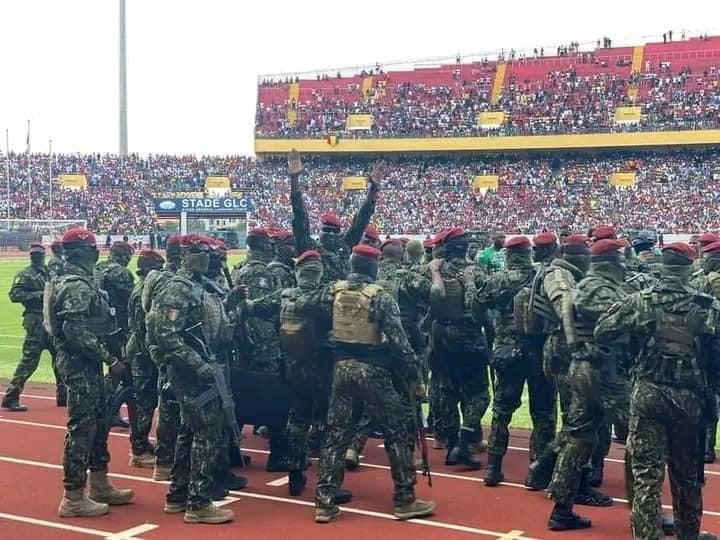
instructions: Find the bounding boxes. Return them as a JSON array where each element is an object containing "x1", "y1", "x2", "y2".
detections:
[
  {"x1": 0, "y1": 334, "x2": 23, "y2": 338},
  {"x1": 266, "y1": 475, "x2": 289, "y2": 487},
  {"x1": 214, "y1": 496, "x2": 241, "y2": 508},
  {"x1": 0, "y1": 511, "x2": 153, "y2": 540},
  {"x1": 0, "y1": 455, "x2": 533, "y2": 539},
  {"x1": 0, "y1": 345, "x2": 21, "y2": 349},
  {"x1": 0, "y1": 391, "x2": 56, "y2": 401},
  {"x1": 105, "y1": 523, "x2": 159, "y2": 540}
]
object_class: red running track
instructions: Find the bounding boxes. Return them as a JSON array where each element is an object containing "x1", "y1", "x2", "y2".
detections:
[{"x1": 1, "y1": 382, "x2": 719, "y2": 539}]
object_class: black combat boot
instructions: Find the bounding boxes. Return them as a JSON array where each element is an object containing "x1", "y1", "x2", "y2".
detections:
[
  {"x1": 444, "y1": 432, "x2": 459, "y2": 466},
  {"x1": 525, "y1": 446, "x2": 557, "y2": 490},
  {"x1": 575, "y1": 465, "x2": 613, "y2": 507},
  {"x1": 222, "y1": 470, "x2": 248, "y2": 491},
  {"x1": 705, "y1": 420, "x2": 717, "y2": 464},
  {"x1": 266, "y1": 431, "x2": 290, "y2": 472},
  {"x1": 446, "y1": 429, "x2": 482, "y2": 470},
  {"x1": 484, "y1": 453, "x2": 504, "y2": 486},
  {"x1": 335, "y1": 488, "x2": 352, "y2": 505},
  {"x1": 548, "y1": 502, "x2": 592, "y2": 531}
]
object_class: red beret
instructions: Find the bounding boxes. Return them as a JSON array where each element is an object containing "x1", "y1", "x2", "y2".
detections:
[
  {"x1": 247, "y1": 227, "x2": 269, "y2": 238},
  {"x1": 138, "y1": 249, "x2": 164, "y2": 262},
  {"x1": 364, "y1": 225, "x2": 380, "y2": 241},
  {"x1": 181, "y1": 234, "x2": 213, "y2": 249},
  {"x1": 62, "y1": 228, "x2": 96, "y2": 245},
  {"x1": 295, "y1": 250, "x2": 321, "y2": 266},
  {"x1": 441, "y1": 227, "x2": 465, "y2": 244},
  {"x1": 592, "y1": 226, "x2": 616, "y2": 240},
  {"x1": 591, "y1": 238, "x2": 628, "y2": 257},
  {"x1": 399, "y1": 237, "x2": 411, "y2": 246},
  {"x1": 504, "y1": 236, "x2": 531, "y2": 250},
  {"x1": 381, "y1": 238, "x2": 403, "y2": 249},
  {"x1": 352, "y1": 244, "x2": 382, "y2": 261},
  {"x1": 423, "y1": 238, "x2": 435, "y2": 249},
  {"x1": 563, "y1": 234, "x2": 590, "y2": 247},
  {"x1": 166, "y1": 234, "x2": 183, "y2": 247},
  {"x1": 320, "y1": 213, "x2": 342, "y2": 228},
  {"x1": 112, "y1": 240, "x2": 134, "y2": 253},
  {"x1": 271, "y1": 229, "x2": 293, "y2": 242},
  {"x1": 214, "y1": 239, "x2": 228, "y2": 251},
  {"x1": 29, "y1": 243, "x2": 46, "y2": 253},
  {"x1": 703, "y1": 240, "x2": 720, "y2": 254},
  {"x1": 432, "y1": 229, "x2": 450, "y2": 245},
  {"x1": 533, "y1": 232, "x2": 558, "y2": 247},
  {"x1": 698, "y1": 232, "x2": 719, "y2": 246},
  {"x1": 662, "y1": 242, "x2": 697, "y2": 260}
]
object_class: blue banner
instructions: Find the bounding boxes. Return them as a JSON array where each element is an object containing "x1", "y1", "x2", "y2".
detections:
[{"x1": 153, "y1": 197, "x2": 254, "y2": 215}]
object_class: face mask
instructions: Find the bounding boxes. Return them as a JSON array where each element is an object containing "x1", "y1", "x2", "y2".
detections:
[
  {"x1": 277, "y1": 244, "x2": 296, "y2": 261},
  {"x1": 296, "y1": 263, "x2": 323, "y2": 287},
  {"x1": 90, "y1": 247, "x2": 100, "y2": 264},
  {"x1": 186, "y1": 252, "x2": 210, "y2": 275},
  {"x1": 30, "y1": 253, "x2": 45, "y2": 266},
  {"x1": 206, "y1": 255, "x2": 222, "y2": 278},
  {"x1": 565, "y1": 254, "x2": 590, "y2": 273},
  {"x1": 320, "y1": 231, "x2": 343, "y2": 252}
]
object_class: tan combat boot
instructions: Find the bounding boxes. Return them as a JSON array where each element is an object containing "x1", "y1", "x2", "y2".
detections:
[
  {"x1": 183, "y1": 503, "x2": 234, "y2": 524},
  {"x1": 129, "y1": 452, "x2": 156, "y2": 468},
  {"x1": 393, "y1": 499, "x2": 436, "y2": 520},
  {"x1": 344, "y1": 448, "x2": 360, "y2": 470},
  {"x1": 153, "y1": 463, "x2": 172, "y2": 481},
  {"x1": 89, "y1": 470, "x2": 134, "y2": 505},
  {"x1": 58, "y1": 487, "x2": 109, "y2": 518}
]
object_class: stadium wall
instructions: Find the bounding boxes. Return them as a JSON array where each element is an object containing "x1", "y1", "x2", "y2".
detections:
[{"x1": 255, "y1": 130, "x2": 720, "y2": 154}]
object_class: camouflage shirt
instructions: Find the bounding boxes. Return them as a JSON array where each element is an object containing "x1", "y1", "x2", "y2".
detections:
[
  {"x1": 268, "y1": 260, "x2": 296, "y2": 290},
  {"x1": 95, "y1": 258, "x2": 135, "y2": 332},
  {"x1": 9, "y1": 264, "x2": 49, "y2": 314},
  {"x1": 127, "y1": 277, "x2": 147, "y2": 354},
  {"x1": 47, "y1": 256, "x2": 65, "y2": 279}
]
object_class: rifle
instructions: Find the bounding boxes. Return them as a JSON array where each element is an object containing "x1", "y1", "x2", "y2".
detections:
[
  {"x1": 107, "y1": 328, "x2": 139, "y2": 436},
  {"x1": 416, "y1": 403, "x2": 432, "y2": 487},
  {"x1": 223, "y1": 265, "x2": 234, "y2": 288}
]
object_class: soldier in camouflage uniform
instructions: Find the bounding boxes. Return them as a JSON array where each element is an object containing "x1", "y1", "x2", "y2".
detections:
[
  {"x1": 95, "y1": 241, "x2": 135, "y2": 428},
  {"x1": 268, "y1": 229, "x2": 296, "y2": 289},
  {"x1": 429, "y1": 228, "x2": 493, "y2": 469},
  {"x1": 692, "y1": 240, "x2": 720, "y2": 464},
  {"x1": 48, "y1": 238, "x2": 65, "y2": 279},
  {"x1": 526, "y1": 234, "x2": 590, "y2": 489},
  {"x1": 147, "y1": 234, "x2": 234, "y2": 524},
  {"x1": 361, "y1": 224, "x2": 382, "y2": 249},
  {"x1": 144, "y1": 234, "x2": 183, "y2": 482},
  {"x1": 288, "y1": 149, "x2": 383, "y2": 283},
  {"x1": 52, "y1": 229, "x2": 134, "y2": 518},
  {"x1": 3, "y1": 244, "x2": 65, "y2": 411},
  {"x1": 546, "y1": 238, "x2": 630, "y2": 531},
  {"x1": 126, "y1": 250, "x2": 165, "y2": 468},
  {"x1": 476, "y1": 235, "x2": 556, "y2": 486},
  {"x1": 596, "y1": 242, "x2": 720, "y2": 540},
  {"x1": 289, "y1": 244, "x2": 434, "y2": 523}
]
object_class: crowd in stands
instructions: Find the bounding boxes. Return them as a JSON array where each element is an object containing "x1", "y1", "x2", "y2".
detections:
[{"x1": 1, "y1": 150, "x2": 719, "y2": 236}]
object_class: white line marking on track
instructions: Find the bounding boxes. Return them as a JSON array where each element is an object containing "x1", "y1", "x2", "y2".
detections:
[
  {"x1": 104, "y1": 523, "x2": 159, "y2": 540},
  {"x1": 0, "y1": 511, "x2": 153, "y2": 539},
  {"x1": 0, "y1": 455, "x2": 534, "y2": 539},
  {"x1": 266, "y1": 475, "x2": 289, "y2": 487},
  {"x1": 214, "y1": 496, "x2": 241, "y2": 508},
  {"x1": 0, "y1": 391, "x2": 56, "y2": 401}
]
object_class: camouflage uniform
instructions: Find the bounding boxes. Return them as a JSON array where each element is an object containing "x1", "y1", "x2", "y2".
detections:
[
  {"x1": 268, "y1": 259, "x2": 296, "y2": 290},
  {"x1": 47, "y1": 255, "x2": 65, "y2": 279},
  {"x1": 596, "y1": 271, "x2": 720, "y2": 540},
  {"x1": 293, "y1": 272, "x2": 422, "y2": 513},
  {"x1": 149, "y1": 267, "x2": 224, "y2": 511},
  {"x1": 3, "y1": 263, "x2": 62, "y2": 407}
]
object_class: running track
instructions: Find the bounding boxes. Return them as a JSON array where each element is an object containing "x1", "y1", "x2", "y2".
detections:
[{"x1": 1, "y1": 382, "x2": 719, "y2": 539}]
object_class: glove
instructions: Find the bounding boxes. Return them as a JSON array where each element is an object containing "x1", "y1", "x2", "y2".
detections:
[{"x1": 197, "y1": 363, "x2": 215, "y2": 384}]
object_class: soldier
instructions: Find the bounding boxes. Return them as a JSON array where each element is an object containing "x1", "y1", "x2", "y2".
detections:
[
  {"x1": 429, "y1": 228, "x2": 493, "y2": 469},
  {"x1": 692, "y1": 232, "x2": 720, "y2": 280},
  {"x1": 596, "y1": 242, "x2": 720, "y2": 540},
  {"x1": 546, "y1": 238, "x2": 629, "y2": 530},
  {"x1": 590, "y1": 225, "x2": 617, "y2": 242},
  {"x1": 361, "y1": 224, "x2": 382, "y2": 248},
  {"x1": 288, "y1": 149, "x2": 383, "y2": 283},
  {"x1": 692, "y1": 240, "x2": 720, "y2": 464},
  {"x1": 127, "y1": 250, "x2": 165, "y2": 468},
  {"x1": 405, "y1": 239, "x2": 424, "y2": 271},
  {"x1": 526, "y1": 234, "x2": 591, "y2": 489},
  {"x1": 144, "y1": 234, "x2": 183, "y2": 482},
  {"x1": 51, "y1": 229, "x2": 134, "y2": 518},
  {"x1": 231, "y1": 227, "x2": 288, "y2": 471},
  {"x1": 48, "y1": 238, "x2": 65, "y2": 279},
  {"x1": 148, "y1": 234, "x2": 234, "y2": 524},
  {"x1": 289, "y1": 244, "x2": 434, "y2": 523},
  {"x1": 3, "y1": 243, "x2": 64, "y2": 410},
  {"x1": 268, "y1": 229, "x2": 296, "y2": 289},
  {"x1": 477, "y1": 232, "x2": 506, "y2": 273},
  {"x1": 476, "y1": 235, "x2": 556, "y2": 486},
  {"x1": 422, "y1": 238, "x2": 434, "y2": 265},
  {"x1": 95, "y1": 240, "x2": 135, "y2": 429}
]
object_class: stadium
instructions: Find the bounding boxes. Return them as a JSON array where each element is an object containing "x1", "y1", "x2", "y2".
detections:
[{"x1": 1, "y1": 2, "x2": 720, "y2": 538}]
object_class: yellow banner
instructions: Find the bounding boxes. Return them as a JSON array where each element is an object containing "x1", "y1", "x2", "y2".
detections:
[
  {"x1": 610, "y1": 172, "x2": 637, "y2": 187},
  {"x1": 472, "y1": 175, "x2": 499, "y2": 190},
  {"x1": 346, "y1": 114, "x2": 373, "y2": 131},
  {"x1": 58, "y1": 174, "x2": 87, "y2": 189},
  {"x1": 342, "y1": 176, "x2": 367, "y2": 190},
  {"x1": 614, "y1": 106, "x2": 641, "y2": 123},
  {"x1": 477, "y1": 111, "x2": 505, "y2": 128},
  {"x1": 205, "y1": 176, "x2": 231, "y2": 189}
]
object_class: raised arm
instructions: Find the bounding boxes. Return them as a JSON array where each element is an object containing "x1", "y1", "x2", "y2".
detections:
[
  {"x1": 288, "y1": 150, "x2": 314, "y2": 254},
  {"x1": 343, "y1": 161, "x2": 385, "y2": 248}
]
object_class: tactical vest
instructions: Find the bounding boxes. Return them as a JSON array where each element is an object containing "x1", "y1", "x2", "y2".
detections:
[
  {"x1": 333, "y1": 281, "x2": 382, "y2": 346},
  {"x1": 529, "y1": 265, "x2": 554, "y2": 330},
  {"x1": 142, "y1": 269, "x2": 173, "y2": 313},
  {"x1": 510, "y1": 269, "x2": 541, "y2": 337},
  {"x1": 430, "y1": 268, "x2": 467, "y2": 321},
  {"x1": 574, "y1": 313, "x2": 595, "y2": 344},
  {"x1": 46, "y1": 274, "x2": 117, "y2": 339},
  {"x1": 279, "y1": 290, "x2": 317, "y2": 362}
]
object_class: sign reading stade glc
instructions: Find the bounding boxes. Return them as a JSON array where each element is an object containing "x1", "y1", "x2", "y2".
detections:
[{"x1": 153, "y1": 196, "x2": 255, "y2": 215}]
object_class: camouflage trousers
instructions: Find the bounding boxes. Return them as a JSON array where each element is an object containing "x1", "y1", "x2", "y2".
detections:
[
  {"x1": 129, "y1": 352, "x2": 158, "y2": 456},
  {"x1": 487, "y1": 346, "x2": 557, "y2": 462},
  {"x1": 432, "y1": 362, "x2": 490, "y2": 441},
  {"x1": 548, "y1": 358, "x2": 629, "y2": 506},
  {"x1": 167, "y1": 388, "x2": 224, "y2": 510},
  {"x1": 317, "y1": 359, "x2": 416, "y2": 509},
  {"x1": 154, "y1": 368, "x2": 181, "y2": 468},
  {"x1": 543, "y1": 334, "x2": 573, "y2": 453},
  {"x1": 56, "y1": 351, "x2": 110, "y2": 490},
  {"x1": 628, "y1": 382, "x2": 704, "y2": 540},
  {"x1": 287, "y1": 382, "x2": 330, "y2": 472},
  {"x1": 4, "y1": 313, "x2": 64, "y2": 403}
]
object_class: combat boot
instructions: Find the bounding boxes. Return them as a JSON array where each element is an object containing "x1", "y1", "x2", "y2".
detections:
[
  {"x1": 1, "y1": 394, "x2": 27, "y2": 412},
  {"x1": 129, "y1": 452, "x2": 156, "y2": 468},
  {"x1": 58, "y1": 488, "x2": 109, "y2": 518},
  {"x1": 446, "y1": 429, "x2": 482, "y2": 470},
  {"x1": 88, "y1": 470, "x2": 134, "y2": 505},
  {"x1": 315, "y1": 505, "x2": 341, "y2": 523},
  {"x1": 444, "y1": 433, "x2": 459, "y2": 465},
  {"x1": 344, "y1": 448, "x2": 360, "y2": 470},
  {"x1": 184, "y1": 503, "x2": 234, "y2": 524},
  {"x1": 698, "y1": 533, "x2": 718, "y2": 540},
  {"x1": 163, "y1": 499, "x2": 187, "y2": 514},
  {"x1": 589, "y1": 460, "x2": 604, "y2": 487},
  {"x1": 547, "y1": 503, "x2": 592, "y2": 531},
  {"x1": 393, "y1": 499, "x2": 436, "y2": 520},
  {"x1": 288, "y1": 470, "x2": 306, "y2": 496},
  {"x1": 153, "y1": 464, "x2": 172, "y2": 481},
  {"x1": 222, "y1": 471, "x2": 248, "y2": 491},
  {"x1": 484, "y1": 454, "x2": 504, "y2": 487},
  {"x1": 525, "y1": 447, "x2": 557, "y2": 490},
  {"x1": 575, "y1": 466, "x2": 612, "y2": 507},
  {"x1": 111, "y1": 415, "x2": 129, "y2": 429}
]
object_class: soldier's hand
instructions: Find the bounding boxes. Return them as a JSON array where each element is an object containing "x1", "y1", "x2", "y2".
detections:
[
  {"x1": 109, "y1": 358, "x2": 126, "y2": 378},
  {"x1": 288, "y1": 149, "x2": 305, "y2": 177},
  {"x1": 428, "y1": 258, "x2": 444, "y2": 273},
  {"x1": 227, "y1": 285, "x2": 249, "y2": 310},
  {"x1": 368, "y1": 160, "x2": 387, "y2": 188},
  {"x1": 197, "y1": 363, "x2": 215, "y2": 383},
  {"x1": 415, "y1": 383, "x2": 427, "y2": 399}
]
